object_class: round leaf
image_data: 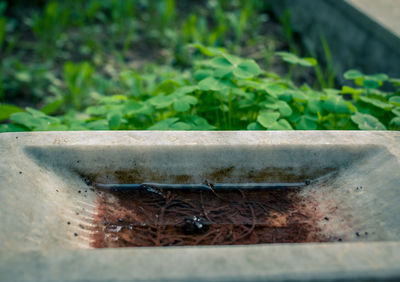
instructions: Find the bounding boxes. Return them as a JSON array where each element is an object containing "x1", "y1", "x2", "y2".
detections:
[
  {"x1": 344, "y1": 70, "x2": 363, "y2": 80},
  {"x1": 323, "y1": 95, "x2": 350, "y2": 114},
  {"x1": 351, "y1": 113, "x2": 386, "y2": 130},
  {"x1": 269, "y1": 119, "x2": 293, "y2": 130},
  {"x1": 257, "y1": 112, "x2": 280, "y2": 128},
  {"x1": 198, "y1": 77, "x2": 229, "y2": 91}
]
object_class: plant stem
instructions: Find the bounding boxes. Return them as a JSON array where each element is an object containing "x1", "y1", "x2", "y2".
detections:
[{"x1": 228, "y1": 89, "x2": 233, "y2": 129}]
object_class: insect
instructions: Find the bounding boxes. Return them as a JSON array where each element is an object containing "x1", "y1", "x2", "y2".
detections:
[{"x1": 182, "y1": 215, "x2": 210, "y2": 234}]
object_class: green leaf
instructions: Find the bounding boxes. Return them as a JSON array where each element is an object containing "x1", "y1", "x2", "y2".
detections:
[
  {"x1": 344, "y1": 70, "x2": 363, "y2": 80},
  {"x1": 277, "y1": 101, "x2": 292, "y2": 117},
  {"x1": 198, "y1": 77, "x2": 229, "y2": 91},
  {"x1": 359, "y1": 96, "x2": 393, "y2": 111},
  {"x1": 169, "y1": 122, "x2": 191, "y2": 130},
  {"x1": 209, "y1": 54, "x2": 260, "y2": 78},
  {"x1": 264, "y1": 83, "x2": 285, "y2": 97},
  {"x1": 257, "y1": 112, "x2": 280, "y2": 128},
  {"x1": 389, "y1": 96, "x2": 400, "y2": 107},
  {"x1": 269, "y1": 119, "x2": 293, "y2": 130},
  {"x1": 0, "y1": 104, "x2": 24, "y2": 122},
  {"x1": 0, "y1": 124, "x2": 27, "y2": 133},
  {"x1": 392, "y1": 107, "x2": 400, "y2": 116},
  {"x1": 323, "y1": 88, "x2": 341, "y2": 96},
  {"x1": 351, "y1": 113, "x2": 386, "y2": 130},
  {"x1": 291, "y1": 90, "x2": 308, "y2": 102},
  {"x1": 10, "y1": 110, "x2": 60, "y2": 131},
  {"x1": 40, "y1": 99, "x2": 63, "y2": 115},
  {"x1": 368, "y1": 73, "x2": 389, "y2": 83},
  {"x1": 107, "y1": 112, "x2": 122, "y2": 129},
  {"x1": 190, "y1": 43, "x2": 226, "y2": 56},
  {"x1": 210, "y1": 56, "x2": 232, "y2": 68},
  {"x1": 307, "y1": 98, "x2": 322, "y2": 114},
  {"x1": 15, "y1": 71, "x2": 32, "y2": 83},
  {"x1": 99, "y1": 95, "x2": 128, "y2": 104},
  {"x1": 222, "y1": 53, "x2": 242, "y2": 65},
  {"x1": 173, "y1": 99, "x2": 190, "y2": 112},
  {"x1": 26, "y1": 107, "x2": 48, "y2": 117},
  {"x1": 390, "y1": 117, "x2": 400, "y2": 127},
  {"x1": 124, "y1": 101, "x2": 143, "y2": 115},
  {"x1": 87, "y1": 119, "x2": 109, "y2": 130},
  {"x1": 247, "y1": 122, "x2": 264, "y2": 130},
  {"x1": 303, "y1": 57, "x2": 317, "y2": 66},
  {"x1": 86, "y1": 105, "x2": 120, "y2": 116},
  {"x1": 148, "y1": 118, "x2": 180, "y2": 130},
  {"x1": 363, "y1": 79, "x2": 380, "y2": 89},
  {"x1": 173, "y1": 86, "x2": 198, "y2": 96},
  {"x1": 323, "y1": 95, "x2": 350, "y2": 114},
  {"x1": 149, "y1": 95, "x2": 173, "y2": 109},
  {"x1": 276, "y1": 52, "x2": 314, "y2": 67},
  {"x1": 234, "y1": 59, "x2": 261, "y2": 78},
  {"x1": 186, "y1": 116, "x2": 216, "y2": 130},
  {"x1": 194, "y1": 69, "x2": 213, "y2": 81},
  {"x1": 296, "y1": 115, "x2": 318, "y2": 130},
  {"x1": 173, "y1": 95, "x2": 197, "y2": 112}
]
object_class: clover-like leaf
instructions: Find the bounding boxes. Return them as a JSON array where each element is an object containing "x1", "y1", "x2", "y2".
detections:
[
  {"x1": 148, "y1": 118, "x2": 180, "y2": 130},
  {"x1": 87, "y1": 119, "x2": 109, "y2": 130},
  {"x1": 296, "y1": 115, "x2": 318, "y2": 130},
  {"x1": 247, "y1": 122, "x2": 264, "y2": 130},
  {"x1": 390, "y1": 117, "x2": 400, "y2": 127},
  {"x1": 257, "y1": 111, "x2": 280, "y2": 128},
  {"x1": 276, "y1": 52, "x2": 314, "y2": 67},
  {"x1": 148, "y1": 95, "x2": 173, "y2": 109},
  {"x1": 173, "y1": 95, "x2": 197, "y2": 112},
  {"x1": 323, "y1": 95, "x2": 350, "y2": 114},
  {"x1": 198, "y1": 77, "x2": 230, "y2": 91},
  {"x1": 107, "y1": 112, "x2": 123, "y2": 129},
  {"x1": 194, "y1": 69, "x2": 213, "y2": 81},
  {"x1": 268, "y1": 119, "x2": 293, "y2": 130},
  {"x1": 234, "y1": 59, "x2": 260, "y2": 78},
  {"x1": 359, "y1": 96, "x2": 393, "y2": 111},
  {"x1": 209, "y1": 54, "x2": 260, "y2": 79},
  {"x1": 277, "y1": 101, "x2": 292, "y2": 117},
  {"x1": 186, "y1": 116, "x2": 216, "y2": 130},
  {"x1": 344, "y1": 70, "x2": 363, "y2": 80},
  {"x1": 389, "y1": 96, "x2": 400, "y2": 107},
  {"x1": 351, "y1": 113, "x2": 386, "y2": 130}
]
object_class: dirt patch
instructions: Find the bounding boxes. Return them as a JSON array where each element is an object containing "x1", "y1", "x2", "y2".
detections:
[{"x1": 90, "y1": 185, "x2": 327, "y2": 248}]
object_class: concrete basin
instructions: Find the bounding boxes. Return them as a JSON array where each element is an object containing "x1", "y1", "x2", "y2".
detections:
[{"x1": 1, "y1": 131, "x2": 400, "y2": 281}]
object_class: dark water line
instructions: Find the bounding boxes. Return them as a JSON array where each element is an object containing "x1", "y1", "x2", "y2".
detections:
[{"x1": 94, "y1": 182, "x2": 307, "y2": 191}]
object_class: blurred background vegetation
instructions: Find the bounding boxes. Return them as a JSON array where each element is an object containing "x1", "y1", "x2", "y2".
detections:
[{"x1": 0, "y1": 0, "x2": 399, "y2": 131}]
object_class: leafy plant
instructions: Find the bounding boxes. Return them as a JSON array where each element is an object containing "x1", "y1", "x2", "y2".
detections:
[
  {"x1": 2, "y1": 47, "x2": 398, "y2": 133},
  {"x1": 0, "y1": 1, "x2": 399, "y2": 133}
]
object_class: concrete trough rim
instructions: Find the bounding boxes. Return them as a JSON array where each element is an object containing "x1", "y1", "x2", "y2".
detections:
[{"x1": 2, "y1": 241, "x2": 400, "y2": 281}]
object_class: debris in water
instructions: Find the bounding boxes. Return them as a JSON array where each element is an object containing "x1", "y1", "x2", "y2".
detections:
[{"x1": 91, "y1": 183, "x2": 327, "y2": 248}]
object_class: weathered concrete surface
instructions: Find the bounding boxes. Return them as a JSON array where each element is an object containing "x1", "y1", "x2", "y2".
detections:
[
  {"x1": 268, "y1": 0, "x2": 400, "y2": 80},
  {"x1": 347, "y1": 0, "x2": 400, "y2": 39},
  {"x1": 1, "y1": 131, "x2": 400, "y2": 281}
]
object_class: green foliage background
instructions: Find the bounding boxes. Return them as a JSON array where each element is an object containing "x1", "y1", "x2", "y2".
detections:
[{"x1": 0, "y1": 0, "x2": 399, "y2": 132}]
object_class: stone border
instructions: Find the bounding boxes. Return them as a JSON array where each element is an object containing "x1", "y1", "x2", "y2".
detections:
[{"x1": 268, "y1": 0, "x2": 400, "y2": 80}]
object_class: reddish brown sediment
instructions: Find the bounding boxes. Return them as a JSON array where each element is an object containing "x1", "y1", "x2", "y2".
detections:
[{"x1": 90, "y1": 186, "x2": 328, "y2": 248}]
